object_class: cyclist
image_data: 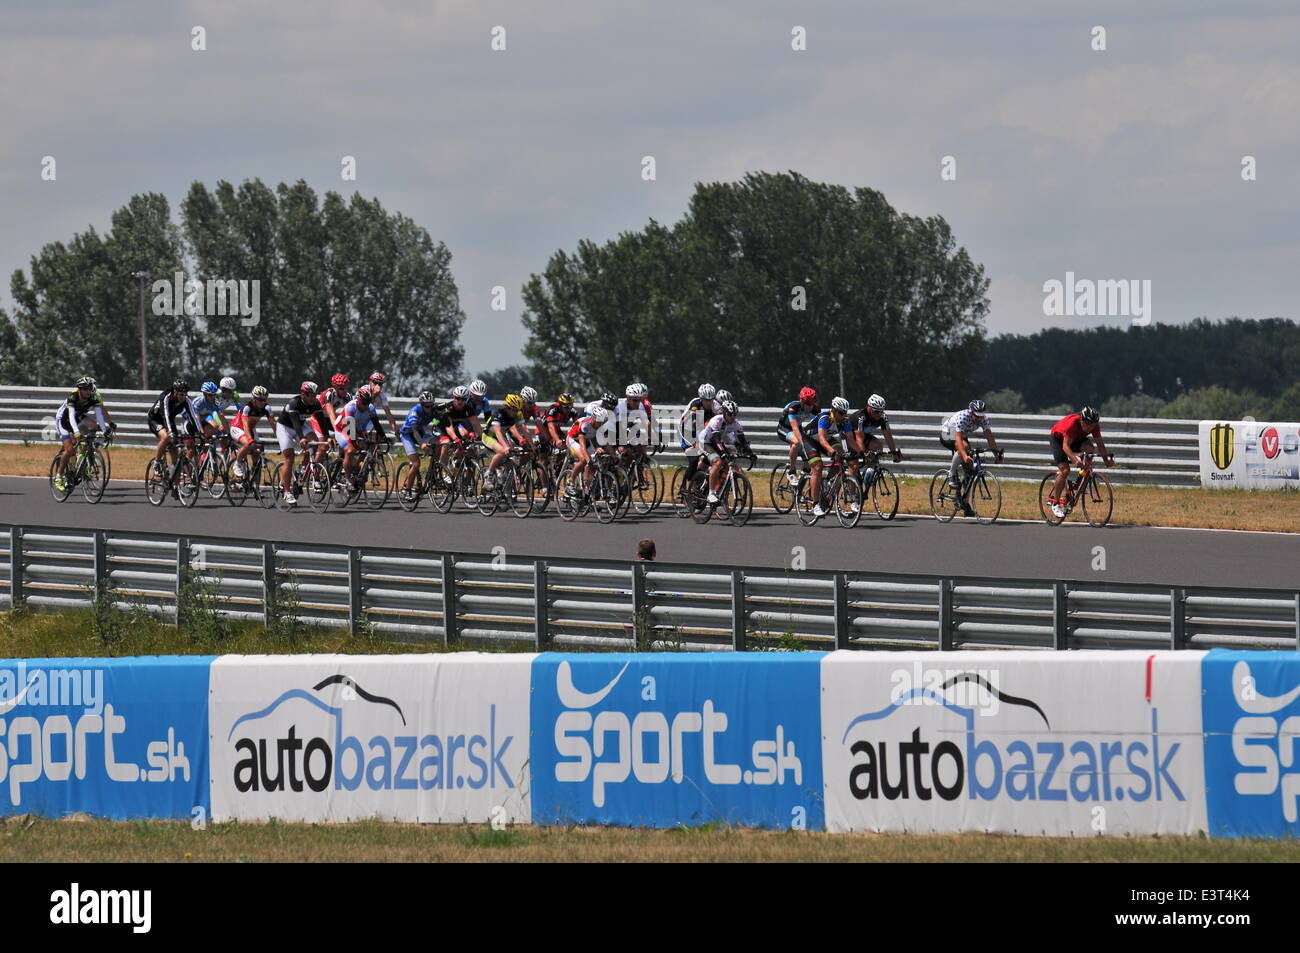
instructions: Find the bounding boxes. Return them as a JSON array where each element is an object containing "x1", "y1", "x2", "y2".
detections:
[
  {"x1": 335, "y1": 385, "x2": 381, "y2": 482},
  {"x1": 318, "y1": 374, "x2": 352, "y2": 429},
  {"x1": 147, "y1": 379, "x2": 198, "y2": 468},
  {"x1": 679, "y1": 383, "x2": 718, "y2": 484},
  {"x1": 229, "y1": 386, "x2": 273, "y2": 478},
  {"x1": 275, "y1": 381, "x2": 323, "y2": 506},
  {"x1": 216, "y1": 376, "x2": 241, "y2": 417},
  {"x1": 847, "y1": 394, "x2": 902, "y2": 472},
  {"x1": 566, "y1": 405, "x2": 610, "y2": 493},
  {"x1": 483, "y1": 393, "x2": 532, "y2": 487},
  {"x1": 777, "y1": 386, "x2": 820, "y2": 484},
  {"x1": 940, "y1": 399, "x2": 1004, "y2": 517},
  {"x1": 53, "y1": 376, "x2": 116, "y2": 492},
  {"x1": 539, "y1": 393, "x2": 577, "y2": 446},
  {"x1": 190, "y1": 381, "x2": 228, "y2": 440},
  {"x1": 616, "y1": 382, "x2": 654, "y2": 453},
  {"x1": 399, "y1": 390, "x2": 447, "y2": 493},
  {"x1": 465, "y1": 379, "x2": 493, "y2": 440},
  {"x1": 584, "y1": 391, "x2": 618, "y2": 419},
  {"x1": 806, "y1": 397, "x2": 852, "y2": 518},
  {"x1": 699, "y1": 399, "x2": 756, "y2": 505},
  {"x1": 363, "y1": 371, "x2": 400, "y2": 441},
  {"x1": 1048, "y1": 406, "x2": 1114, "y2": 518}
]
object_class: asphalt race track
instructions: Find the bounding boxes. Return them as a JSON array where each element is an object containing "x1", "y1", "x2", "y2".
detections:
[{"x1": 2, "y1": 475, "x2": 1297, "y2": 588}]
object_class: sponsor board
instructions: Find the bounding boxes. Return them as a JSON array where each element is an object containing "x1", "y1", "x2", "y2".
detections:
[
  {"x1": 0, "y1": 656, "x2": 211, "y2": 819},
  {"x1": 1199, "y1": 419, "x2": 1300, "y2": 489},
  {"x1": 208, "y1": 654, "x2": 533, "y2": 823},
  {"x1": 530, "y1": 654, "x2": 824, "y2": 829},
  {"x1": 822, "y1": 651, "x2": 1208, "y2": 836},
  {"x1": 1202, "y1": 650, "x2": 1300, "y2": 837}
]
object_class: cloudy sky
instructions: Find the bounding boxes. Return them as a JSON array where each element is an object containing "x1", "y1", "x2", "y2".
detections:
[{"x1": 2, "y1": 0, "x2": 1296, "y2": 373}]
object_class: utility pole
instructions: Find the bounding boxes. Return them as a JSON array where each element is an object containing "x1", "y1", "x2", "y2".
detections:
[
  {"x1": 838, "y1": 352, "x2": 845, "y2": 399},
  {"x1": 132, "y1": 271, "x2": 148, "y2": 390}
]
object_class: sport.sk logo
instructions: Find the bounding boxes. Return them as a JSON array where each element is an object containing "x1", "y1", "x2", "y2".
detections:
[
  {"x1": 227, "y1": 674, "x2": 514, "y2": 794},
  {"x1": 551, "y1": 661, "x2": 801, "y2": 808},
  {"x1": 842, "y1": 672, "x2": 1183, "y2": 804},
  {"x1": 1224, "y1": 660, "x2": 1300, "y2": 822}
]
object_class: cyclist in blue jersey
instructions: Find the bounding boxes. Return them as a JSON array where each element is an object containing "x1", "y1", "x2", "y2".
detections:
[
  {"x1": 806, "y1": 397, "x2": 852, "y2": 518},
  {"x1": 399, "y1": 391, "x2": 448, "y2": 493}
]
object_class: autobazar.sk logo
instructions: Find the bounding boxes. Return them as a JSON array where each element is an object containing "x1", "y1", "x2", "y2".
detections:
[
  {"x1": 228, "y1": 674, "x2": 514, "y2": 793},
  {"x1": 1225, "y1": 660, "x2": 1300, "y2": 822},
  {"x1": 844, "y1": 672, "x2": 1183, "y2": 803},
  {"x1": 553, "y1": 661, "x2": 801, "y2": 807}
]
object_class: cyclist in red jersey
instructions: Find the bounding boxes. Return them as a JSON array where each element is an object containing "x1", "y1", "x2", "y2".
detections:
[{"x1": 1048, "y1": 406, "x2": 1114, "y2": 518}]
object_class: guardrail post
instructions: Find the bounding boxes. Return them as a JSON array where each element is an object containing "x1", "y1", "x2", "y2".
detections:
[
  {"x1": 441, "y1": 553, "x2": 457, "y2": 646},
  {"x1": 348, "y1": 549, "x2": 362, "y2": 637},
  {"x1": 834, "y1": 572, "x2": 849, "y2": 650},
  {"x1": 262, "y1": 542, "x2": 275, "y2": 624},
  {"x1": 1295, "y1": 593, "x2": 1300, "y2": 650},
  {"x1": 93, "y1": 530, "x2": 107, "y2": 604},
  {"x1": 731, "y1": 569, "x2": 746, "y2": 651},
  {"x1": 175, "y1": 535, "x2": 190, "y2": 624},
  {"x1": 1170, "y1": 587, "x2": 1186, "y2": 650},
  {"x1": 938, "y1": 578, "x2": 954, "y2": 651},
  {"x1": 632, "y1": 560, "x2": 647, "y2": 650},
  {"x1": 9, "y1": 526, "x2": 22, "y2": 609},
  {"x1": 1053, "y1": 581, "x2": 1068, "y2": 650},
  {"x1": 534, "y1": 559, "x2": 549, "y2": 651}
]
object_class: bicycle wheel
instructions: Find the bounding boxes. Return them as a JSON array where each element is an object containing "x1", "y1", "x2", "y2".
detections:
[
  {"x1": 141, "y1": 458, "x2": 166, "y2": 506},
  {"x1": 476, "y1": 465, "x2": 501, "y2": 516},
  {"x1": 531, "y1": 459, "x2": 554, "y2": 514},
  {"x1": 362, "y1": 456, "x2": 390, "y2": 510},
  {"x1": 326, "y1": 458, "x2": 352, "y2": 509},
  {"x1": 969, "y1": 471, "x2": 1002, "y2": 524},
  {"x1": 1037, "y1": 473, "x2": 1067, "y2": 525},
  {"x1": 835, "y1": 474, "x2": 864, "y2": 528},
  {"x1": 257, "y1": 459, "x2": 279, "y2": 508},
  {"x1": 869, "y1": 467, "x2": 900, "y2": 520},
  {"x1": 613, "y1": 464, "x2": 633, "y2": 520},
  {"x1": 428, "y1": 460, "x2": 456, "y2": 514},
  {"x1": 226, "y1": 457, "x2": 249, "y2": 507},
  {"x1": 302, "y1": 461, "x2": 332, "y2": 513},
  {"x1": 176, "y1": 457, "x2": 200, "y2": 508},
  {"x1": 1082, "y1": 471, "x2": 1114, "y2": 527},
  {"x1": 508, "y1": 462, "x2": 534, "y2": 518},
  {"x1": 205, "y1": 450, "x2": 229, "y2": 500},
  {"x1": 690, "y1": 472, "x2": 716, "y2": 524},
  {"x1": 724, "y1": 470, "x2": 754, "y2": 527},
  {"x1": 929, "y1": 471, "x2": 959, "y2": 522},
  {"x1": 670, "y1": 467, "x2": 695, "y2": 518},
  {"x1": 795, "y1": 477, "x2": 821, "y2": 526},
  {"x1": 50, "y1": 454, "x2": 74, "y2": 502},
  {"x1": 395, "y1": 461, "x2": 422, "y2": 511},
  {"x1": 591, "y1": 469, "x2": 621, "y2": 524},
  {"x1": 555, "y1": 467, "x2": 582, "y2": 521},
  {"x1": 769, "y1": 464, "x2": 797, "y2": 514},
  {"x1": 81, "y1": 449, "x2": 108, "y2": 503},
  {"x1": 629, "y1": 458, "x2": 657, "y2": 514}
]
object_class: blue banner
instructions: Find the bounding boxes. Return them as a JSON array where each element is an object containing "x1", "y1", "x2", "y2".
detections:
[
  {"x1": 530, "y1": 653, "x2": 825, "y2": 829},
  {"x1": 1202, "y1": 650, "x2": 1300, "y2": 838},
  {"x1": 0, "y1": 656, "x2": 212, "y2": 820}
]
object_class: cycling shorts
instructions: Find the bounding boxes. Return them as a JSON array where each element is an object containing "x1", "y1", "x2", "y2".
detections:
[
  {"x1": 1051, "y1": 433, "x2": 1092, "y2": 464},
  {"x1": 230, "y1": 424, "x2": 252, "y2": 445}
]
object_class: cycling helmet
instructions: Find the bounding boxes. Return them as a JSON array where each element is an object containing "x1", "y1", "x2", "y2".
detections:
[
  {"x1": 799, "y1": 386, "x2": 816, "y2": 403},
  {"x1": 300, "y1": 381, "x2": 318, "y2": 394},
  {"x1": 698, "y1": 383, "x2": 716, "y2": 400},
  {"x1": 469, "y1": 379, "x2": 487, "y2": 397},
  {"x1": 868, "y1": 394, "x2": 886, "y2": 411},
  {"x1": 369, "y1": 371, "x2": 385, "y2": 386},
  {"x1": 716, "y1": 389, "x2": 733, "y2": 404},
  {"x1": 600, "y1": 392, "x2": 617, "y2": 410},
  {"x1": 520, "y1": 386, "x2": 538, "y2": 404},
  {"x1": 251, "y1": 385, "x2": 269, "y2": 400},
  {"x1": 356, "y1": 388, "x2": 372, "y2": 404},
  {"x1": 418, "y1": 390, "x2": 435, "y2": 404},
  {"x1": 331, "y1": 373, "x2": 350, "y2": 390},
  {"x1": 721, "y1": 399, "x2": 738, "y2": 416},
  {"x1": 831, "y1": 396, "x2": 850, "y2": 413},
  {"x1": 201, "y1": 381, "x2": 219, "y2": 396},
  {"x1": 590, "y1": 407, "x2": 610, "y2": 424},
  {"x1": 451, "y1": 385, "x2": 470, "y2": 399},
  {"x1": 1080, "y1": 405, "x2": 1100, "y2": 424},
  {"x1": 172, "y1": 379, "x2": 189, "y2": 392},
  {"x1": 556, "y1": 392, "x2": 574, "y2": 406},
  {"x1": 625, "y1": 384, "x2": 639, "y2": 398},
  {"x1": 75, "y1": 376, "x2": 95, "y2": 389},
  {"x1": 635, "y1": 382, "x2": 649, "y2": 397},
  {"x1": 505, "y1": 393, "x2": 525, "y2": 413},
  {"x1": 219, "y1": 376, "x2": 236, "y2": 391},
  {"x1": 968, "y1": 398, "x2": 987, "y2": 417}
]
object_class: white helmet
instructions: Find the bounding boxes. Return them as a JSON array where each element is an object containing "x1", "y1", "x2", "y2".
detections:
[
  {"x1": 219, "y1": 376, "x2": 236, "y2": 391},
  {"x1": 520, "y1": 386, "x2": 538, "y2": 404},
  {"x1": 451, "y1": 385, "x2": 469, "y2": 399},
  {"x1": 698, "y1": 383, "x2": 716, "y2": 400},
  {"x1": 716, "y1": 389, "x2": 733, "y2": 404},
  {"x1": 868, "y1": 394, "x2": 886, "y2": 411},
  {"x1": 590, "y1": 407, "x2": 609, "y2": 424},
  {"x1": 831, "y1": 396, "x2": 850, "y2": 413},
  {"x1": 469, "y1": 379, "x2": 487, "y2": 397},
  {"x1": 626, "y1": 382, "x2": 647, "y2": 398}
]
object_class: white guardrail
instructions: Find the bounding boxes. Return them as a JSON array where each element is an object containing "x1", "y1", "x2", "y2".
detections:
[
  {"x1": 0, "y1": 386, "x2": 1200, "y2": 486},
  {"x1": 3, "y1": 524, "x2": 1295, "y2": 651}
]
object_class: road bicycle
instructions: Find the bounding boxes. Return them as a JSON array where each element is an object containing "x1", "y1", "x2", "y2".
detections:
[
  {"x1": 329, "y1": 435, "x2": 391, "y2": 509},
  {"x1": 225, "y1": 441, "x2": 276, "y2": 508},
  {"x1": 556, "y1": 450, "x2": 621, "y2": 523},
  {"x1": 270, "y1": 439, "x2": 332, "y2": 512},
  {"x1": 49, "y1": 429, "x2": 112, "y2": 504},
  {"x1": 618, "y1": 446, "x2": 665, "y2": 515},
  {"x1": 478, "y1": 445, "x2": 535, "y2": 518},
  {"x1": 769, "y1": 459, "x2": 807, "y2": 515},
  {"x1": 196, "y1": 432, "x2": 232, "y2": 501},
  {"x1": 795, "y1": 454, "x2": 863, "y2": 528},
  {"x1": 929, "y1": 447, "x2": 1002, "y2": 523},
  {"x1": 395, "y1": 442, "x2": 442, "y2": 512},
  {"x1": 691, "y1": 450, "x2": 755, "y2": 526},
  {"x1": 422, "y1": 439, "x2": 488, "y2": 514},
  {"x1": 1038, "y1": 451, "x2": 1114, "y2": 527},
  {"x1": 145, "y1": 436, "x2": 201, "y2": 508},
  {"x1": 855, "y1": 449, "x2": 901, "y2": 520}
]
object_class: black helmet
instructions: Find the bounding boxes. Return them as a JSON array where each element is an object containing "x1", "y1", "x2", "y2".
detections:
[
  {"x1": 1080, "y1": 406, "x2": 1100, "y2": 424},
  {"x1": 600, "y1": 392, "x2": 617, "y2": 409},
  {"x1": 172, "y1": 378, "x2": 188, "y2": 392}
]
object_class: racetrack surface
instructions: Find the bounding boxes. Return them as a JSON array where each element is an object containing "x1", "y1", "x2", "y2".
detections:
[{"x1": 2, "y1": 476, "x2": 1297, "y2": 588}]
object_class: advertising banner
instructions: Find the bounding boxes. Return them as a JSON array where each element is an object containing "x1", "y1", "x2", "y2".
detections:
[
  {"x1": 822, "y1": 651, "x2": 1208, "y2": 836},
  {"x1": 1199, "y1": 419, "x2": 1300, "y2": 489},
  {"x1": 1202, "y1": 650, "x2": 1300, "y2": 838},
  {"x1": 209, "y1": 654, "x2": 533, "y2": 823},
  {"x1": 530, "y1": 653, "x2": 825, "y2": 829},
  {"x1": 0, "y1": 656, "x2": 212, "y2": 820}
]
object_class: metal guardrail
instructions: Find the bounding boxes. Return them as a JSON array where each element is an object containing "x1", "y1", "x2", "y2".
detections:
[
  {"x1": 3, "y1": 524, "x2": 1294, "y2": 651},
  {"x1": 0, "y1": 386, "x2": 1200, "y2": 486}
]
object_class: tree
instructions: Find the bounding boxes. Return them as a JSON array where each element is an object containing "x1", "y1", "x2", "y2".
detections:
[{"x1": 1157, "y1": 386, "x2": 1267, "y2": 420}]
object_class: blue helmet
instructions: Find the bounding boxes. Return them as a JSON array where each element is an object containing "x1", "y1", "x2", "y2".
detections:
[{"x1": 201, "y1": 381, "x2": 219, "y2": 396}]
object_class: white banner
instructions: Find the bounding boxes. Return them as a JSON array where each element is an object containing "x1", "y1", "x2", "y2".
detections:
[
  {"x1": 1199, "y1": 419, "x2": 1300, "y2": 489},
  {"x1": 821, "y1": 651, "x2": 1208, "y2": 836},
  {"x1": 209, "y1": 654, "x2": 534, "y2": 823}
]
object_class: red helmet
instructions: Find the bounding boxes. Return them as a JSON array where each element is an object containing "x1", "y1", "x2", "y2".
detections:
[
  {"x1": 799, "y1": 386, "x2": 817, "y2": 402},
  {"x1": 369, "y1": 371, "x2": 385, "y2": 386},
  {"x1": 331, "y1": 373, "x2": 350, "y2": 390},
  {"x1": 300, "y1": 381, "x2": 318, "y2": 394}
]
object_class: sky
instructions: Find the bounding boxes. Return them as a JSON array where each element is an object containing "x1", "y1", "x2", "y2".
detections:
[{"x1": 1, "y1": 0, "x2": 1296, "y2": 374}]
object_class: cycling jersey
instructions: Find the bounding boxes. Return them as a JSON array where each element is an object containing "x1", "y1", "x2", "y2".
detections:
[
  {"x1": 777, "y1": 399, "x2": 820, "y2": 433},
  {"x1": 489, "y1": 397, "x2": 526, "y2": 430},
  {"x1": 567, "y1": 415, "x2": 601, "y2": 442},
  {"x1": 231, "y1": 401, "x2": 272, "y2": 431},
  {"x1": 544, "y1": 402, "x2": 575, "y2": 426},
  {"x1": 808, "y1": 411, "x2": 850, "y2": 448},
  {"x1": 615, "y1": 398, "x2": 653, "y2": 445},
  {"x1": 276, "y1": 395, "x2": 322, "y2": 434},
  {"x1": 149, "y1": 390, "x2": 197, "y2": 433},
  {"x1": 55, "y1": 389, "x2": 107, "y2": 438},
  {"x1": 468, "y1": 395, "x2": 493, "y2": 420},
  {"x1": 1051, "y1": 414, "x2": 1102, "y2": 445},
  {"x1": 190, "y1": 395, "x2": 225, "y2": 428},
  {"x1": 335, "y1": 399, "x2": 378, "y2": 433},
  {"x1": 679, "y1": 398, "x2": 717, "y2": 445},
  {"x1": 699, "y1": 413, "x2": 748, "y2": 452},
  {"x1": 848, "y1": 407, "x2": 891, "y2": 434},
  {"x1": 941, "y1": 409, "x2": 991, "y2": 439},
  {"x1": 318, "y1": 386, "x2": 351, "y2": 416},
  {"x1": 401, "y1": 403, "x2": 446, "y2": 440}
]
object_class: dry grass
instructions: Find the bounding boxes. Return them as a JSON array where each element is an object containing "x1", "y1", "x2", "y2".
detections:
[{"x1": 0, "y1": 816, "x2": 1295, "y2": 862}]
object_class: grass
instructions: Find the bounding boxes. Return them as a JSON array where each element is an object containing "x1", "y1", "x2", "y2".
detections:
[
  {"x1": 1, "y1": 816, "x2": 1296, "y2": 862},
  {"x1": 4, "y1": 445, "x2": 1299, "y2": 532}
]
